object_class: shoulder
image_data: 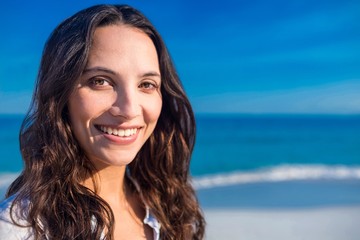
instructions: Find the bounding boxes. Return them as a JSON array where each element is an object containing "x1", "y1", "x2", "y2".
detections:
[{"x1": 0, "y1": 195, "x2": 33, "y2": 240}]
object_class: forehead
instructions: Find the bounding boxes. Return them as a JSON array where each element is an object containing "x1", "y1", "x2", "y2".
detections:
[
  {"x1": 91, "y1": 24, "x2": 154, "y2": 53},
  {"x1": 85, "y1": 24, "x2": 160, "y2": 76}
]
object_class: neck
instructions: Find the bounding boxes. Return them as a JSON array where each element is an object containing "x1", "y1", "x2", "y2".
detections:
[
  {"x1": 83, "y1": 164, "x2": 147, "y2": 238},
  {"x1": 82, "y1": 165, "x2": 128, "y2": 205}
]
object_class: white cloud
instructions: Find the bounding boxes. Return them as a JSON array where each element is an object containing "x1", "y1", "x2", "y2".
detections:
[{"x1": 192, "y1": 80, "x2": 360, "y2": 114}]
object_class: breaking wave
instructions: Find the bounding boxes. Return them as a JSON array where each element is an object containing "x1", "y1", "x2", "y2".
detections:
[
  {"x1": 2, "y1": 165, "x2": 360, "y2": 195},
  {"x1": 192, "y1": 164, "x2": 360, "y2": 190}
]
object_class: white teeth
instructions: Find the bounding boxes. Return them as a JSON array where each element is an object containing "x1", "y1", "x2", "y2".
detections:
[
  {"x1": 125, "y1": 129, "x2": 131, "y2": 137},
  {"x1": 99, "y1": 126, "x2": 138, "y2": 137},
  {"x1": 118, "y1": 129, "x2": 125, "y2": 137}
]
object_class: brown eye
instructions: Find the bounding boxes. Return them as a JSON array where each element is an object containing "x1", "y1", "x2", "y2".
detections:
[
  {"x1": 94, "y1": 79, "x2": 105, "y2": 85},
  {"x1": 139, "y1": 81, "x2": 157, "y2": 90},
  {"x1": 88, "y1": 77, "x2": 111, "y2": 88},
  {"x1": 92, "y1": 78, "x2": 107, "y2": 85}
]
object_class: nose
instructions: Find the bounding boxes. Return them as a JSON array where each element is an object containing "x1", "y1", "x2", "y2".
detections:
[{"x1": 109, "y1": 87, "x2": 140, "y2": 119}]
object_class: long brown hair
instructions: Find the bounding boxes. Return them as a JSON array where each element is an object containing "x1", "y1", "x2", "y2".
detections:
[{"x1": 6, "y1": 4, "x2": 205, "y2": 240}]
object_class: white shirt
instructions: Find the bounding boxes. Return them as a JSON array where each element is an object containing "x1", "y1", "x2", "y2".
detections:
[{"x1": 0, "y1": 195, "x2": 161, "y2": 240}]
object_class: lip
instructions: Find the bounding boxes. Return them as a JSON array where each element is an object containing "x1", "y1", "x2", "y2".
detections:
[{"x1": 95, "y1": 124, "x2": 142, "y2": 145}]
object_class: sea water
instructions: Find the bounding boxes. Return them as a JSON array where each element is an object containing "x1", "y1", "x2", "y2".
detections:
[
  {"x1": 1, "y1": 114, "x2": 360, "y2": 207},
  {"x1": 193, "y1": 114, "x2": 360, "y2": 208},
  {"x1": 192, "y1": 114, "x2": 360, "y2": 183}
]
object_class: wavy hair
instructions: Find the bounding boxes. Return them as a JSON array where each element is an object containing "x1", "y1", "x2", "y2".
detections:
[{"x1": 6, "y1": 4, "x2": 205, "y2": 239}]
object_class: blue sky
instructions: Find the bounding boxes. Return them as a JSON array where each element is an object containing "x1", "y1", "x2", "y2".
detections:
[{"x1": 0, "y1": 0, "x2": 359, "y2": 114}]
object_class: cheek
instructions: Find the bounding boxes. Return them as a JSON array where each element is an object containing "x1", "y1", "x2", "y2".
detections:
[
  {"x1": 68, "y1": 95, "x2": 89, "y2": 142},
  {"x1": 69, "y1": 90, "x2": 111, "y2": 123},
  {"x1": 145, "y1": 96, "x2": 162, "y2": 123},
  {"x1": 68, "y1": 94, "x2": 102, "y2": 144},
  {"x1": 69, "y1": 96, "x2": 89, "y2": 127}
]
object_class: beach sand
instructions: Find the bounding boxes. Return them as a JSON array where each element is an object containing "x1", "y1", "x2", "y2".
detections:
[
  {"x1": 197, "y1": 180, "x2": 360, "y2": 239},
  {"x1": 204, "y1": 206, "x2": 360, "y2": 240}
]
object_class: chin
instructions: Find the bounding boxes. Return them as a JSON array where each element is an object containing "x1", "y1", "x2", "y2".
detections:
[{"x1": 98, "y1": 152, "x2": 139, "y2": 167}]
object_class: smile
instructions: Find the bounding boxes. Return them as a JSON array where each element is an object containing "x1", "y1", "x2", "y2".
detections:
[{"x1": 98, "y1": 125, "x2": 138, "y2": 137}]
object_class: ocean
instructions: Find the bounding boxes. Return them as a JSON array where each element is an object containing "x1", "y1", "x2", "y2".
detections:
[{"x1": 1, "y1": 114, "x2": 360, "y2": 207}]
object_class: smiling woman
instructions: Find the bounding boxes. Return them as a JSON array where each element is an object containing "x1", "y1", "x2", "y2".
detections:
[
  {"x1": 0, "y1": 4, "x2": 205, "y2": 240},
  {"x1": 68, "y1": 25, "x2": 163, "y2": 168}
]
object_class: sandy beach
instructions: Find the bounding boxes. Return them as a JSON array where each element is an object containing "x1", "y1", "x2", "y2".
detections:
[{"x1": 204, "y1": 206, "x2": 360, "y2": 240}]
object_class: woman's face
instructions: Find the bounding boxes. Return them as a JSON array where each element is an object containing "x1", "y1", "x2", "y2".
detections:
[{"x1": 68, "y1": 25, "x2": 162, "y2": 169}]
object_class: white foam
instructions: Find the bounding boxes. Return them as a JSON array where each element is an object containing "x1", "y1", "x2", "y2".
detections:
[
  {"x1": 0, "y1": 173, "x2": 19, "y2": 194},
  {"x1": 192, "y1": 165, "x2": 360, "y2": 189},
  {"x1": 2, "y1": 166, "x2": 360, "y2": 192}
]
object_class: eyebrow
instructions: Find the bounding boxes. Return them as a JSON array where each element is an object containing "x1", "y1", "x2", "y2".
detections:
[
  {"x1": 142, "y1": 71, "x2": 161, "y2": 78},
  {"x1": 83, "y1": 67, "x2": 161, "y2": 79},
  {"x1": 83, "y1": 67, "x2": 117, "y2": 76}
]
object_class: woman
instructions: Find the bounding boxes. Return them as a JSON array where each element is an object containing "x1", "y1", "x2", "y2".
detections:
[{"x1": 0, "y1": 4, "x2": 205, "y2": 240}]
